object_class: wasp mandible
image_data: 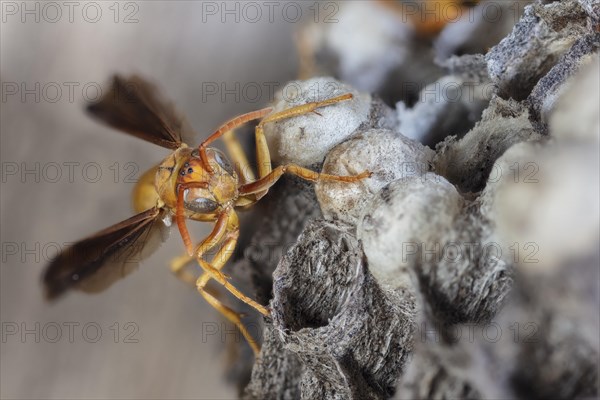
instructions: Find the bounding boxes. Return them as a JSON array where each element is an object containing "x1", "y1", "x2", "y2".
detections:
[{"x1": 43, "y1": 75, "x2": 370, "y2": 354}]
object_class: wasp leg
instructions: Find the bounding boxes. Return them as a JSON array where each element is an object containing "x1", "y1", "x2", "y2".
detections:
[
  {"x1": 193, "y1": 211, "x2": 231, "y2": 281},
  {"x1": 175, "y1": 182, "x2": 209, "y2": 256},
  {"x1": 223, "y1": 130, "x2": 256, "y2": 185},
  {"x1": 170, "y1": 213, "x2": 231, "y2": 286},
  {"x1": 255, "y1": 93, "x2": 353, "y2": 178},
  {"x1": 197, "y1": 230, "x2": 262, "y2": 355},
  {"x1": 169, "y1": 253, "x2": 196, "y2": 286},
  {"x1": 171, "y1": 230, "x2": 262, "y2": 354},
  {"x1": 239, "y1": 164, "x2": 371, "y2": 196},
  {"x1": 196, "y1": 249, "x2": 269, "y2": 317},
  {"x1": 199, "y1": 287, "x2": 261, "y2": 356},
  {"x1": 198, "y1": 108, "x2": 273, "y2": 174},
  {"x1": 250, "y1": 93, "x2": 355, "y2": 197},
  {"x1": 193, "y1": 210, "x2": 269, "y2": 317}
]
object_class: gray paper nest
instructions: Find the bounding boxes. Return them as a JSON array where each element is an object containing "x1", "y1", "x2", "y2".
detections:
[{"x1": 229, "y1": 1, "x2": 599, "y2": 399}]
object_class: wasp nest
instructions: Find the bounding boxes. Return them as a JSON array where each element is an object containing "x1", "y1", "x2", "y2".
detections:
[{"x1": 231, "y1": 1, "x2": 599, "y2": 398}]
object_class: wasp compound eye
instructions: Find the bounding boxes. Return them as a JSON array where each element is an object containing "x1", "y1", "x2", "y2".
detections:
[{"x1": 210, "y1": 148, "x2": 235, "y2": 176}]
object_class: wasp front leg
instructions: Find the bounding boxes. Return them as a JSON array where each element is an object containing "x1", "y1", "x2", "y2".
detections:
[
  {"x1": 191, "y1": 209, "x2": 269, "y2": 317},
  {"x1": 253, "y1": 93, "x2": 354, "y2": 180},
  {"x1": 239, "y1": 164, "x2": 371, "y2": 197},
  {"x1": 173, "y1": 183, "x2": 231, "y2": 284},
  {"x1": 197, "y1": 107, "x2": 273, "y2": 175},
  {"x1": 171, "y1": 211, "x2": 233, "y2": 286},
  {"x1": 195, "y1": 230, "x2": 262, "y2": 355},
  {"x1": 169, "y1": 221, "x2": 227, "y2": 287},
  {"x1": 192, "y1": 212, "x2": 232, "y2": 282},
  {"x1": 236, "y1": 93, "x2": 371, "y2": 200}
]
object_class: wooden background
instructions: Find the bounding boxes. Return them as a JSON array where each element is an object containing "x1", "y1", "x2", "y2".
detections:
[{"x1": 0, "y1": 2, "x2": 301, "y2": 398}]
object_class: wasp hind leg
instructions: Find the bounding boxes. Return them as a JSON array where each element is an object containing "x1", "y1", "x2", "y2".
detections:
[
  {"x1": 194, "y1": 229, "x2": 269, "y2": 317},
  {"x1": 171, "y1": 223, "x2": 264, "y2": 355},
  {"x1": 196, "y1": 230, "x2": 263, "y2": 355},
  {"x1": 169, "y1": 253, "x2": 196, "y2": 286}
]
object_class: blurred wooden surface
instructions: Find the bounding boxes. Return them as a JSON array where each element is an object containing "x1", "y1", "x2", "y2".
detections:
[{"x1": 0, "y1": 2, "x2": 299, "y2": 399}]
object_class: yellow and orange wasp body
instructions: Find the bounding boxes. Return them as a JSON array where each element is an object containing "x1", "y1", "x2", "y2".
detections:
[{"x1": 43, "y1": 75, "x2": 370, "y2": 354}]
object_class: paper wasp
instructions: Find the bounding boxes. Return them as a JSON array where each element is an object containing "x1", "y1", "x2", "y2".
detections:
[{"x1": 43, "y1": 75, "x2": 370, "y2": 354}]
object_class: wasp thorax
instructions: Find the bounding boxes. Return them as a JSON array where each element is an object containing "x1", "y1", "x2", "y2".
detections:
[{"x1": 154, "y1": 147, "x2": 191, "y2": 210}]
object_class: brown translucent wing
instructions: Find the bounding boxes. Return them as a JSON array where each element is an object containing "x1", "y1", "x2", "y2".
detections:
[
  {"x1": 87, "y1": 75, "x2": 196, "y2": 149},
  {"x1": 43, "y1": 207, "x2": 170, "y2": 300}
]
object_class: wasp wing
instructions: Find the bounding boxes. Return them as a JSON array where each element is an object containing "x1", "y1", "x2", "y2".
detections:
[
  {"x1": 87, "y1": 75, "x2": 196, "y2": 149},
  {"x1": 43, "y1": 207, "x2": 170, "y2": 300}
]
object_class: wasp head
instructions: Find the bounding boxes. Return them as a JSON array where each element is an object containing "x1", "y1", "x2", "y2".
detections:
[{"x1": 155, "y1": 146, "x2": 238, "y2": 217}]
